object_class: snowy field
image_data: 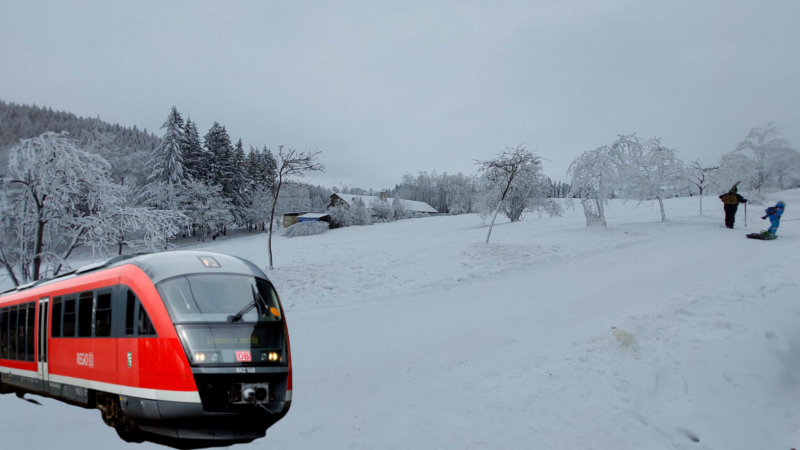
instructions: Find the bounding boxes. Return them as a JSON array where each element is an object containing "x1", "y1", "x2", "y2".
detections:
[{"x1": 2, "y1": 191, "x2": 800, "y2": 449}]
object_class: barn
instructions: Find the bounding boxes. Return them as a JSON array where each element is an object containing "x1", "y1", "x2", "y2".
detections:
[{"x1": 329, "y1": 193, "x2": 438, "y2": 215}]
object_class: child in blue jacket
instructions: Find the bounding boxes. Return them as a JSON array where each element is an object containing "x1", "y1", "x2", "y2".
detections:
[{"x1": 761, "y1": 201, "x2": 786, "y2": 235}]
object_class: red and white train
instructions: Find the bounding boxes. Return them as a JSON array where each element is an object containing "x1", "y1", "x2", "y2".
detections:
[{"x1": 0, "y1": 251, "x2": 292, "y2": 448}]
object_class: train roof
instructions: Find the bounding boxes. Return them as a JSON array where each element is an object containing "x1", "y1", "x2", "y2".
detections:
[{"x1": 0, "y1": 251, "x2": 269, "y2": 298}]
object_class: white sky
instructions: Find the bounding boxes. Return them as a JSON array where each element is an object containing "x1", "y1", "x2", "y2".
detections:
[{"x1": 1, "y1": 0, "x2": 798, "y2": 188}]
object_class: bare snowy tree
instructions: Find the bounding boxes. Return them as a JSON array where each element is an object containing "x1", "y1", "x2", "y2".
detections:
[
  {"x1": 267, "y1": 147, "x2": 324, "y2": 269},
  {"x1": 613, "y1": 134, "x2": 686, "y2": 222},
  {"x1": 687, "y1": 159, "x2": 719, "y2": 215},
  {"x1": 731, "y1": 122, "x2": 797, "y2": 196},
  {"x1": 477, "y1": 163, "x2": 561, "y2": 224},
  {"x1": 567, "y1": 144, "x2": 625, "y2": 226},
  {"x1": 476, "y1": 145, "x2": 550, "y2": 243}
]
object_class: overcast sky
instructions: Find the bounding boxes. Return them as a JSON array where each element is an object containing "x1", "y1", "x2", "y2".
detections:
[{"x1": 1, "y1": 0, "x2": 798, "y2": 189}]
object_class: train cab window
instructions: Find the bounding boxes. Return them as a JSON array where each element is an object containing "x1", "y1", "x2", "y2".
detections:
[
  {"x1": 9, "y1": 306, "x2": 17, "y2": 360},
  {"x1": 1, "y1": 308, "x2": 8, "y2": 359},
  {"x1": 157, "y1": 274, "x2": 282, "y2": 323},
  {"x1": 63, "y1": 298, "x2": 76, "y2": 337},
  {"x1": 51, "y1": 297, "x2": 62, "y2": 337},
  {"x1": 77, "y1": 292, "x2": 94, "y2": 337},
  {"x1": 26, "y1": 303, "x2": 35, "y2": 361},
  {"x1": 95, "y1": 293, "x2": 112, "y2": 337},
  {"x1": 125, "y1": 291, "x2": 136, "y2": 336},
  {"x1": 138, "y1": 305, "x2": 156, "y2": 336}
]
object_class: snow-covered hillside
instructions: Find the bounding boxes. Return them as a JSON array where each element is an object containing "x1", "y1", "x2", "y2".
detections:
[{"x1": 2, "y1": 191, "x2": 799, "y2": 449}]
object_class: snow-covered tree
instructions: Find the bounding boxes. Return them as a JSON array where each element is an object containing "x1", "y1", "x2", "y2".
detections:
[
  {"x1": 714, "y1": 152, "x2": 755, "y2": 194},
  {"x1": 267, "y1": 146, "x2": 324, "y2": 269},
  {"x1": 567, "y1": 144, "x2": 624, "y2": 226},
  {"x1": 309, "y1": 194, "x2": 327, "y2": 212},
  {"x1": 328, "y1": 202, "x2": 353, "y2": 228},
  {"x1": 476, "y1": 145, "x2": 559, "y2": 243},
  {"x1": 613, "y1": 134, "x2": 686, "y2": 222},
  {"x1": 0, "y1": 132, "x2": 186, "y2": 285},
  {"x1": 392, "y1": 195, "x2": 405, "y2": 219},
  {"x1": 730, "y1": 122, "x2": 798, "y2": 196},
  {"x1": 149, "y1": 107, "x2": 186, "y2": 185},
  {"x1": 176, "y1": 180, "x2": 233, "y2": 241},
  {"x1": 370, "y1": 197, "x2": 393, "y2": 222},
  {"x1": 181, "y1": 118, "x2": 206, "y2": 181},
  {"x1": 81, "y1": 205, "x2": 187, "y2": 259},
  {"x1": 139, "y1": 107, "x2": 188, "y2": 210},
  {"x1": 275, "y1": 183, "x2": 312, "y2": 220},
  {"x1": 242, "y1": 185, "x2": 275, "y2": 232},
  {"x1": 231, "y1": 138, "x2": 249, "y2": 214},
  {"x1": 687, "y1": 159, "x2": 719, "y2": 215},
  {"x1": 350, "y1": 197, "x2": 373, "y2": 226},
  {"x1": 446, "y1": 173, "x2": 475, "y2": 214},
  {"x1": 477, "y1": 160, "x2": 561, "y2": 224},
  {"x1": 260, "y1": 146, "x2": 278, "y2": 191}
]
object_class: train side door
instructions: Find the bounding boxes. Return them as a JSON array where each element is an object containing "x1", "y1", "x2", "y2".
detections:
[{"x1": 37, "y1": 297, "x2": 50, "y2": 392}]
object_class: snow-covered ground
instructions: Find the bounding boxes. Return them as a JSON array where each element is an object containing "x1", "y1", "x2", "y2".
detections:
[{"x1": 2, "y1": 191, "x2": 800, "y2": 449}]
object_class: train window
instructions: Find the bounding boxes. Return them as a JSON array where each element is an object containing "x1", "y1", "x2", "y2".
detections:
[
  {"x1": 95, "y1": 293, "x2": 112, "y2": 337},
  {"x1": 51, "y1": 297, "x2": 62, "y2": 337},
  {"x1": 125, "y1": 291, "x2": 136, "y2": 336},
  {"x1": 9, "y1": 306, "x2": 17, "y2": 360},
  {"x1": 63, "y1": 298, "x2": 76, "y2": 337},
  {"x1": 157, "y1": 274, "x2": 281, "y2": 323},
  {"x1": 78, "y1": 292, "x2": 94, "y2": 337},
  {"x1": 138, "y1": 304, "x2": 156, "y2": 336},
  {"x1": 26, "y1": 303, "x2": 35, "y2": 361},
  {"x1": 1, "y1": 308, "x2": 7, "y2": 359}
]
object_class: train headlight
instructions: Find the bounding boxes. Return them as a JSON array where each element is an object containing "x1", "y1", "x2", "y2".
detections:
[
  {"x1": 194, "y1": 352, "x2": 206, "y2": 362},
  {"x1": 268, "y1": 352, "x2": 279, "y2": 362},
  {"x1": 210, "y1": 353, "x2": 219, "y2": 363}
]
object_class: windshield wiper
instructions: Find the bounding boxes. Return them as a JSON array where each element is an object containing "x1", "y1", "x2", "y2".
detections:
[{"x1": 228, "y1": 286, "x2": 268, "y2": 323}]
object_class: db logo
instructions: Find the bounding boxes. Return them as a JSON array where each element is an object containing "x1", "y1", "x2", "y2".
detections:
[{"x1": 235, "y1": 351, "x2": 252, "y2": 362}]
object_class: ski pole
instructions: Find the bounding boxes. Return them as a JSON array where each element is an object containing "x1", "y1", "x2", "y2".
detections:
[{"x1": 744, "y1": 202, "x2": 747, "y2": 228}]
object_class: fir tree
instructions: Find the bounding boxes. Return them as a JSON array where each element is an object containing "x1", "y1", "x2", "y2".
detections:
[
  {"x1": 182, "y1": 118, "x2": 206, "y2": 181},
  {"x1": 261, "y1": 146, "x2": 278, "y2": 191},
  {"x1": 148, "y1": 106, "x2": 185, "y2": 184}
]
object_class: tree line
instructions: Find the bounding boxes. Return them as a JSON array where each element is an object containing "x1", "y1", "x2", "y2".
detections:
[{"x1": 567, "y1": 124, "x2": 800, "y2": 226}]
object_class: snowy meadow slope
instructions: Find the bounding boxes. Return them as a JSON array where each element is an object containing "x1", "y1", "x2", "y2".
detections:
[{"x1": 2, "y1": 191, "x2": 800, "y2": 449}]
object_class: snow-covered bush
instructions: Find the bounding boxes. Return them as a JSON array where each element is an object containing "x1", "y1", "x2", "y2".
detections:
[
  {"x1": 283, "y1": 221, "x2": 329, "y2": 238},
  {"x1": 370, "y1": 198, "x2": 394, "y2": 222}
]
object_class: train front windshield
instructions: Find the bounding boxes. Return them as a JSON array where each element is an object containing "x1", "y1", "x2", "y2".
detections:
[{"x1": 157, "y1": 274, "x2": 287, "y2": 366}]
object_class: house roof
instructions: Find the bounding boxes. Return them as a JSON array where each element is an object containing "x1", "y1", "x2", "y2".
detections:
[
  {"x1": 332, "y1": 193, "x2": 438, "y2": 213},
  {"x1": 299, "y1": 213, "x2": 330, "y2": 219}
]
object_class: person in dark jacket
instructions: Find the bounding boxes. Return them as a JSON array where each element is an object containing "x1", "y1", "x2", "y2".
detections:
[{"x1": 719, "y1": 183, "x2": 747, "y2": 229}]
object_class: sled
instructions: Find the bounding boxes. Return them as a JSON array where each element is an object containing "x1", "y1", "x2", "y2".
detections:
[{"x1": 746, "y1": 232, "x2": 777, "y2": 240}]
